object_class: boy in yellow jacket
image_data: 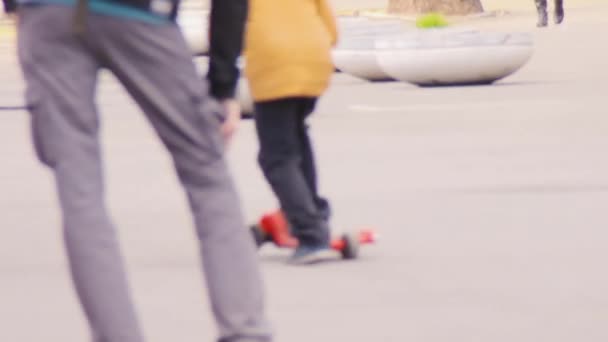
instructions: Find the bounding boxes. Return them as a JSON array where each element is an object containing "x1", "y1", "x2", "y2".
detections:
[{"x1": 244, "y1": 0, "x2": 338, "y2": 264}]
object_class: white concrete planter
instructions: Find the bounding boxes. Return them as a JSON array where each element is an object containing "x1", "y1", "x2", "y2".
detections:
[
  {"x1": 333, "y1": 21, "x2": 404, "y2": 81},
  {"x1": 332, "y1": 49, "x2": 393, "y2": 81},
  {"x1": 177, "y1": 10, "x2": 209, "y2": 55},
  {"x1": 376, "y1": 31, "x2": 534, "y2": 86},
  {"x1": 337, "y1": 17, "x2": 404, "y2": 38}
]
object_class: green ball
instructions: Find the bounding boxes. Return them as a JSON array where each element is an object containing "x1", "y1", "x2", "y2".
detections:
[{"x1": 416, "y1": 13, "x2": 449, "y2": 29}]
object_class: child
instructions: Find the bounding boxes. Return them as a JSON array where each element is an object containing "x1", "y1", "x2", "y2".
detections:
[
  {"x1": 536, "y1": 0, "x2": 565, "y2": 27},
  {"x1": 244, "y1": 0, "x2": 338, "y2": 264}
]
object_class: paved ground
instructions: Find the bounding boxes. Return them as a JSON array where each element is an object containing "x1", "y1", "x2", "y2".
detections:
[{"x1": 1, "y1": 3, "x2": 608, "y2": 342}]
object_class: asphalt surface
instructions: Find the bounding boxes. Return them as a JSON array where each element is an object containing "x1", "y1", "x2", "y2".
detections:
[{"x1": 1, "y1": 4, "x2": 608, "y2": 342}]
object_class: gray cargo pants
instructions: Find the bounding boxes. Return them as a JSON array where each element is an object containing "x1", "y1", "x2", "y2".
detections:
[{"x1": 17, "y1": 5, "x2": 271, "y2": 342}]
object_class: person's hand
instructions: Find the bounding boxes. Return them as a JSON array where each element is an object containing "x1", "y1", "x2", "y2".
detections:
[{"x1": 219, "y1": 98, "x2": 241, "y2": 145}]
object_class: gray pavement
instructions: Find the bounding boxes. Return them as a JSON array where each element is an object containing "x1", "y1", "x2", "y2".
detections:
[{"x1": 1, "y1": 5, "x2": 608, "y2": 342}]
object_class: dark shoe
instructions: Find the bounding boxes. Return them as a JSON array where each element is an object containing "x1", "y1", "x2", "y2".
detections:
[
  {"x1": 537, "y1": 10, "x2": 548, "y2": 27},
  {"x1": 553, "y1": 0, "x2": 564, "y2": 25},
  {"x1": 554, "y1": 7, "x2": 564, "y2": 24},
  {"x1": 288, "y1": 245, "x2": 336, "y2": 265}
]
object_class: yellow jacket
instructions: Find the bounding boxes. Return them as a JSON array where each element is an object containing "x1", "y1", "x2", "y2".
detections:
[{"x1": 244, "y1": 0, "x2": 338, "y2": 102}]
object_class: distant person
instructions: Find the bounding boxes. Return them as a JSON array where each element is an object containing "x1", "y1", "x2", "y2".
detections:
[
  {"x1": 536, "y1": 0, "x2": 565, "y2": 27},
  {"x1": 244, "y1": 0, "x2": 338, "y2": 264},
  {"x1": 3, "y1": 0, "x2": 272, "y2": 340}
]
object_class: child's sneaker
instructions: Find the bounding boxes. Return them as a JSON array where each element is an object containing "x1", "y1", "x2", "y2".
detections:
[{"x1": 288, "y1": 245, "x2": 337, "y2": 265}]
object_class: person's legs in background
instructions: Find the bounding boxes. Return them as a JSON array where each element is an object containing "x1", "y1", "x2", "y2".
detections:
[
  {"x1": 536, "y1": 0, "x2": 549, "y2": 27},
  {"x1": 555, "y1": 0, "x2": 565, "y2": 24}
]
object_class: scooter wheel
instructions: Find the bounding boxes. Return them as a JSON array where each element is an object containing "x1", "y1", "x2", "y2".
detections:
[
  {"x1": 341, "y1": 232, "x2": 360, "y2": 259},
  {"x1": 250, "y1": 224, "x2": 271, "y2": 248}
]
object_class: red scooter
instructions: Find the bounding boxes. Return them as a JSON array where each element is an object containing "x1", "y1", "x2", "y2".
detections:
[{"x1": 250, "y1": 210, "x2": 377, "y2": 259}]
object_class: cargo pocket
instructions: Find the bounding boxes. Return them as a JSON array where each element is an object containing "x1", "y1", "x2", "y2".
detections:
[
  {"x1": 27, "y1": 90, "x2": 57, "y2": 168},
  {"x1": 20, "y1": 66, "x2": 58, "y2": 168}
]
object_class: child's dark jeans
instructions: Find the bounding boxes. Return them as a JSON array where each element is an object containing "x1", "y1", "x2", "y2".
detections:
[{"x1": 254, "y1": 97, "x2": 331, "y2": 247}]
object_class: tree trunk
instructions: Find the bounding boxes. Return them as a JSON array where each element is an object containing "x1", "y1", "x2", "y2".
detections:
[{"x1": 388, "y1": 0, "x2": 484, "y2": 15}]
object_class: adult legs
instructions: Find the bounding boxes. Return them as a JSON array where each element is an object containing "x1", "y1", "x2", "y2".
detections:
[{"x1": 92, "y1": 16, "x2": 271, "y2": 342}]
